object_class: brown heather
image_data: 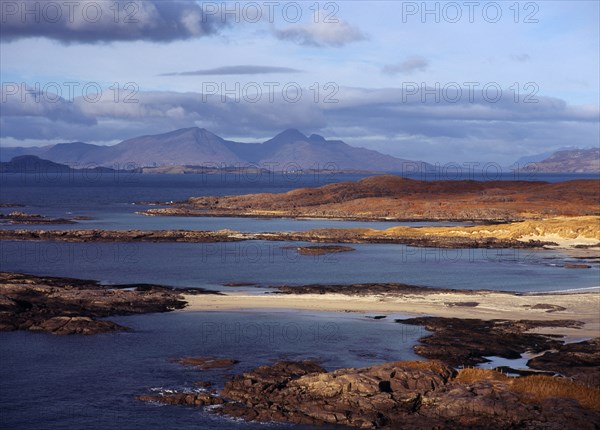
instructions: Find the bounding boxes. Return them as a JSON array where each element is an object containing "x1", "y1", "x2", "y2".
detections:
[{"x1": 456, "y1": 368, "x2": 600, "y2": 410}]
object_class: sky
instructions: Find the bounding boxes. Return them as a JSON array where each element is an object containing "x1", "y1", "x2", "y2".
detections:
[{"x1": 1, "y1": 0, "x2": 599, "y2": 165}]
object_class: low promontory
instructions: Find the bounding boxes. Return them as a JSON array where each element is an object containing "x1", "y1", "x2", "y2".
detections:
[{"x1": 140, "y1": 175, "x2": 600, "y2": 222}]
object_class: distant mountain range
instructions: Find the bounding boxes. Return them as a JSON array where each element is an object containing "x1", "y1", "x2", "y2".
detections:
[
  {"x1": 2, "y1": 128, "x2": 598, "y2": 173},
  {"x1": 0, "y1": 128, "x2": 428, "y2": 172},
  {"x1": 0, "y1": 155, "x2": 118, "y2": 173},
  {"x1": 517, "y1": 148, "x2": 600, "y2": 173}
]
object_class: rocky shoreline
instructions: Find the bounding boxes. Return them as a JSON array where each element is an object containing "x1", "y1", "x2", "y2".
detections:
[
  {"x1": 137, "y1": 346, "x2": 600, "y2": 429},
  {"x1": 396, "y1": 317, "x2": 598, "y2": 381},
  {"x1": 1, "y1": 271, "x2": 598, "y2": 427},
  {"x1": 137, "y1": 281, "x2": 599, "y2": 428},
  {"x1": 0, "y1": 211, "x2": 76, "y2": 225},
  {"x1": 0, "y1": 272, "x2": 218, "y2": 335},
  {"x1": 291, "y1": 245, "x2": 356, "y2": 255},
  {"x1": 271, "y1": 283, "x2": 502, "y2": 296},
  {"x1": 0, "y1": 228, "x2": 557, "y2": 248}
]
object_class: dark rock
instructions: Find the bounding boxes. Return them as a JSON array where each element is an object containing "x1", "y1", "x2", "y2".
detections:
[
  {"x1": 274, "y1": 283, "x2": 494, "y2": 296},
  {"x1": 0, "y1": 211, "x2": 76, "y2": 225},
  {"x1": 0, "y1": 272, "x2": 218, "y2": 335},
  {"x1": 444, "y1": 301, "x2": 479, "y2": 307},
  {"x1": 527, "y1": 338, "x2": 600, "y2": 387},
  {"x1": 137, "y1": 357, "x2": 600, "y2": 429},
  {"x1": 397, "y1": 317, "x2": 582, "y2": 367},
  {"x1": 293, "y1": 245, "x2": 355, "y2": 256},
  {"x1": 175, "y1": 357, "x2": 239, "y2": 370},
  {"x1": 216, "y1": 360, "x2": 599, "y2": 429},
  {"x1": 28, "y1": 316, "x2": 124, "y2": 335},
  {"x1": 562, "y1": 264, "x2": 592, "y2": 269},
  {"x1": 136, "y1": 392, "x2": 224, "y2": 406},
  {"x1": 523, "y1": 303, "x2": 567, "y2": 312}
]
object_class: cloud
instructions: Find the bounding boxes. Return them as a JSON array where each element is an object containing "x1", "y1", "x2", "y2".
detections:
[
  {"x1": 382, "y1": 57, "x2": 429, "y2": 75},
  {"x1": 273, "y1": 11, "x2": 365, "y2": 47},
  {"x1": 510, "y1": 53, "x2": 531, "y2": 62},
  {"x1": 0, "y1": 1, "x2": 227, "y2": 43},
  {"x1": 1, "y1": 84, "x2": 598, "y2": 165},
  {"x1": 159, "y1": 65, "x2": 303, "y2": 76},
  {"x1": 0, "y1": 83, "x2": 96, "y2": 125}
]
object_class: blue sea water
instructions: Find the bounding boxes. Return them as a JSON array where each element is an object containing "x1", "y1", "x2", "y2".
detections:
[
  {"x1": 0, "y1": 172, "x2": 599, "y2": 429},
  {"x1": 1, "y1": 171, "x2": 597, "y2": 227},
  {"x1": 0, "y1": 311, "x2": 424, "y2": 430},
  {"x1": 1, "y1": 241, "x2": 597, "y2": 293}
]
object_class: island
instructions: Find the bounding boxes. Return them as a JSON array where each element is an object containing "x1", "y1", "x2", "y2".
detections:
[{"x1": 138, "y1": 175, "x2": 599, "y2": 222}]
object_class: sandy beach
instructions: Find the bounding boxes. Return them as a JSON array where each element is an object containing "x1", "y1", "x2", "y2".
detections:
[{"x1": 183, "y1": 290, "x2": 600, "y2": 340}]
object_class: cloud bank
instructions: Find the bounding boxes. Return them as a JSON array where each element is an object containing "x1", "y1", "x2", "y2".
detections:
[
  {"x1": 0, "y1": 1, "x2": 226, "y2": 43},
  {"x1": 160, "y1": 66, "x2": 303, "y2": 76},
  {"x1": 2, "y1": 83, "x2": 598, "y2": 164}
]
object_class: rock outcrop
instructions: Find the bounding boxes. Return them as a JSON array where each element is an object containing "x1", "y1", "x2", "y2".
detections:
[
  {"x1": 174, "y1": 357, "x2": 240, "y2": 370},
  {"x1": 0, "y1": 211, "x2": 76, "y2": 225},
  {"x1": 0, "y1": 272, "x2": 217, "y2": 335},
  {"x1": 397, "y1": 317, "x2": 582, "y2": 367},
  {"x1": 0, "y1": 228, "x2": 558, "y2": 249},
  {"x1": 527, "y1": 338, "x2": 600, "y2": 387},
  {"x1": 138, "y1": 360, "x2": 600, "y2": 429},
  {"x1": 293, "y1": 245, "x2": 355, "y2": 255}
]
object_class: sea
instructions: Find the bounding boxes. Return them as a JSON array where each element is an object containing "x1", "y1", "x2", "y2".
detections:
[{"x1": 1, "y1": 171, "x2": 599, "y2": 430}]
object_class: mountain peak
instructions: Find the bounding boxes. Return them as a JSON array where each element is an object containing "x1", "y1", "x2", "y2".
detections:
[
  {"x1": 172, "y1": 126, "x2": 210, "y2": 136},
  {"x1": 148, "y1": 127, "x2": 223, "y2": 145},
  {"x1": 273, "y1": 129, "x2": 307, "y2": 141},
  {"x1": 309, "y1": 134, "x2": 327, "y2": 143}
]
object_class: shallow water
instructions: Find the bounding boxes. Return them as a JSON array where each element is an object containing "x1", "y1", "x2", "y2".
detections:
[
  {"x1": 0, "y1": 311, "x2": 423, "y2": 430},
  {"x1": 1, "y1": 240, "x2": 597, "y2": 293},
  {"x1": 1, "y1": 172, "x2": 598, "y2": 429}
]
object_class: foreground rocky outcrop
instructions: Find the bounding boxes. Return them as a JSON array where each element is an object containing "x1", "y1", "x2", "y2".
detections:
[
  {"x1": 527, "y1": 338, "x2": 600, "y2": 387},
  {"x1": 397, "y1": 317, "x2": 579, "y2": 366},
  {"x1": 0, "y1": 272, "x2": 218, "y2": 335},
  {"x1": 397, "y1": 317, "x2": 600, "y2": 387},
  {"x1": 138, "y1": 359, "x2": 600, "y2": 429}
]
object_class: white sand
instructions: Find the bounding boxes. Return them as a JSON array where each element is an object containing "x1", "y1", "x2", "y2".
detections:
[{"x1": 182, "y1": 290, "x2": 600, "y2": 340}]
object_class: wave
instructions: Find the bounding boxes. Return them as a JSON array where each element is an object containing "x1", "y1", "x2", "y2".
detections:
[{"x1": 527, "y1": 286, "x2": 600, "y2": 294}]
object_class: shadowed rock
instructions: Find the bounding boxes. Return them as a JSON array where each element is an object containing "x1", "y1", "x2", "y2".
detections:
[
  {"x1": 527, "y1": 338, "x2": 600, "y2": 387},
  {"x1": 138, "y1": 359, "x2": 600, "y2": 429},
  {"x1": 397, "y1": 317, "x2": 582, "y2": 367},
  {"x1": 0, "y1": 272, "x2": 218, "y2": 335},
  {"x1": 175, "y1": 357, "x2": 240, "y2": 370}
]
